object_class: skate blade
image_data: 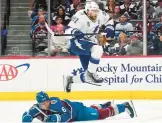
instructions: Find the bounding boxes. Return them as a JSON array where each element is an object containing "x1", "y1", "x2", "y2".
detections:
[
  {"x1": 85, "y1": 81, "x2": 102, "y2": 86},
  {"x1": 130, "y1": 100, "x2": 137, "y2": 117},
  {"x1": 63, "y1": 75, "x2": 66, "y2": 92}
]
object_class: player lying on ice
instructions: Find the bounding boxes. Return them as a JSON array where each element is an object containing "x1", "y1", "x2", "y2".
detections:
[
  {"x1": 63, "y1": 1, "x2": 115, "y2": 92},
  {"x1": 22, "y1": 91, "x2": 135, "y2": 122}
]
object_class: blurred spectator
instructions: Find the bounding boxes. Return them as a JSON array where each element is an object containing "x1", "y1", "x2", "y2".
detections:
[
  {"x1": 136, "y1": 0, "x2": 142, "y2": 10},
  {"x1": 55, "y1": 24, "x2": 65, "y2": 34},
  {"x1": 30, "y1": 0, "x2": 47, "y2": 10},
  {"x1": 154, "y1": 0, "x2": 162, "y2": 18},
  {"x1": 157, "y1": 33, "x2": 162, "y2": 54},
  {"x1": 127, "y1": 33, "x2": 143, "y2": 55},
  {"x1": 29, "y1": 0, "x2": 47, "y2": 18},
  {"x1": 31, "y1": 15, "x2": 48, "y2": 53},
  {"x1": 31, "y1": 7, "x2": 48, "y2": 27},
  {"x1": 76, "y1": 2, "x2": 85, "y2": 11},
  {"x1": 115, "y1": 14, "x2": 134, "y2": 36},
  {"x1": 52, "y1": 6, "x2": 71, "y2": 26},
  {"x1": 1, "y1": 26, "x2": 8, "y2": 37},
  {"x1": 31, "y1": 15, "x2": 47, "y2": 38},
  {"x1": 1, "y1": 25, "x2": 8, "y2": 55},
  {"x1": 120, "y1": 0, "x2": 138, "y2": 19},
  {"x1": 51, "y1": 16, "x2": 64, "y2": 32},
  {"x1": 137, "y1": 0, "x2": 155, "y2": 19},
  {"x1": 70, "y1": 0, "x2": 80, "y2": 17},
  {"x1": 112, "y1": 32, "x2": 129, "y2": 56},
  {"x1": 99, "y1": 34, "x2": 112, "y2": 56},
  {"x1": 154, "y1": 15, "x2": 162, "y2": 36},
  {"x1": 45, "y1": 26, "x2": 70, "y2": 56},
  {"x1": 107, "y1": 11, "x2": 114, "y2": 19},
  {"x1": 104, "y1": 0, "x2": 116, "y2": 13},
  {"x1": 51, "y1": 0, "x2": 72, "y2": 12},
  {"x1": 113, "y1": 6, "x2": 121, "y2": 23},
  {"x1": 135, "y1": 14, "x2": 154, "y2": 34}
]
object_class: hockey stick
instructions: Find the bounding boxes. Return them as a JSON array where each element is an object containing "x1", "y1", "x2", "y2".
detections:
[
  {"x1": 33, "y1": 105, "x2": 63, "y2": 122},
  {"x1": 33, "y1": 105, "x2": 49, "y2": 118},
  {"x1": 45, "y1": 22, "x2": 99, "y2": 37},
  {"x1": 53, "y1": 30, "x2": 142, "y2": 36},
  {"x1": 44, "y1": 23, "x2": 143, "y2": 36}
]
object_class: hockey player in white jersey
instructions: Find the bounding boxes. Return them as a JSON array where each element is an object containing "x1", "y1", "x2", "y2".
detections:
[{"x1": 64, "y1": 1, "x2": 115, "y2": 92}]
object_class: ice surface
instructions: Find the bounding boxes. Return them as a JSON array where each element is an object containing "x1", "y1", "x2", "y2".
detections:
[{"x1": 1, "y1": 100, "x2": 162, "y2": 123}]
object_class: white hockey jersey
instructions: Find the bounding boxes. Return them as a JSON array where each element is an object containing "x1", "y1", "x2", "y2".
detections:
[{"x1": 65, "y1": 9, "x2": 114, "y2": 44}]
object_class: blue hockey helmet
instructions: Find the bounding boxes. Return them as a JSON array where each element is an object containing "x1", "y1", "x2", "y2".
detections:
[{"x1": 36, "y1": 91, "x2": 49, "y2": 103}]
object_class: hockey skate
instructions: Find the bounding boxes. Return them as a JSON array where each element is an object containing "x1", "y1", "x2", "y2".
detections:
[
  {"x1": 84, "y1": 71, "x2": 103, "y2": 85},
  {"x1": 63, "y1": 75, "x2": 73, "y2": 93},
  {"x1": 123, "y1": 102, "x2": 135, "y2": 118}
]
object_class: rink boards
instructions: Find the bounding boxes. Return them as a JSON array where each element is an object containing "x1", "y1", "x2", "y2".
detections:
[{"x1": 0, "y1": 56, "x2": 162, "y2": 100}]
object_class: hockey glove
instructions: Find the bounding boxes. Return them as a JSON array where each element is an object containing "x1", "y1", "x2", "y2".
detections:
[
  {"x1": 105, "y1": 25, "x2": 115, "y2": 38},
  {"x1": 45, "y1": 114, "x2": 61, "y2": 122},
  {"x1": 22, "y1": 112, "x2": 33, "y2": 122},
  {"x1": 98, "y1": 33, "x2": 107, "y2": 46},
  {"x1": 72, "y1": 29, "x2": 85, "y2": 39}
]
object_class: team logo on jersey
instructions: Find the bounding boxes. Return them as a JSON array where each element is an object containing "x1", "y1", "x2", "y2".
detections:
[
  {"x1": 0, "y1": 63, "x2": 30, "y2": 81},
  {"x1": 51, "y1": 100, "x2": 57, "y2": 104},
  {"x1": 87, "y1": 22, "x2": 90, "y2": 27}
]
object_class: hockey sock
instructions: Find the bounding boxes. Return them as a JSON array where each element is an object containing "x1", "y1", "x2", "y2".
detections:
[
  {"x1": 87, "y1": 45, "x2": 103, "y2": 73},
  {"x1": 91, "y1": 105, "x2": 114, "y2": 119},
  {"x1": 87, "y1": 57, "x2": 100, "y2": 73},
  {"x1": 91, "y1": 104, "x2": 125, "y2": 119},
  {"x1": 114, "y1": 104, "x2": 125, "y2": 115}
]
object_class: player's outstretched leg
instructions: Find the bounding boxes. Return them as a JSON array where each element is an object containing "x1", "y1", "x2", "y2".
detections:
[{"x1": 91, "y1": 101, "x2": 134, "y2": 119}]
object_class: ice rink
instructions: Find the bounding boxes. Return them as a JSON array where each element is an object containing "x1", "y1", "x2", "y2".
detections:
[{"x1": 1, "y1": 100, "x2": 162, "y2": 123}]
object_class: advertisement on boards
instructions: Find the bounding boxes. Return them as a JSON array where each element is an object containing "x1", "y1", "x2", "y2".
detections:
[
  {"x1": 0, "y1": 63, "x2": 30, "y2": 81},
  {"x1": 0, "y1": 59, "x2": 48, "y2": 92},
  {"x1": 0, "y1": 58, "x2": 162, "y2": 92},
  {"x1": 48, "y1": 57, "x2": 162, "y2": 91}
]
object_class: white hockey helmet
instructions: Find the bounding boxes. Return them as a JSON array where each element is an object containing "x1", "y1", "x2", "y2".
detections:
[{"x1": 85, "y1": 1, "x2": 99, "y2": 12}]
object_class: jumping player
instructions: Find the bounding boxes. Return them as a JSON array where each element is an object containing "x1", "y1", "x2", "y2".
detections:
[{"x1": 64, "y1": 1, "x2": 115, "y2": 92}]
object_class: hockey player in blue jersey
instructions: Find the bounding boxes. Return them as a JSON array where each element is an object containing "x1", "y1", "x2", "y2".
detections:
[
  {"x1": 22, "y1": 91, "x2": 135, "y2": 122},
  {"x1": 63, "y1": 1, "x2": 115, "y2": 92}
]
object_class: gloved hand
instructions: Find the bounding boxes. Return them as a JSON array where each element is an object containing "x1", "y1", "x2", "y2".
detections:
[
  {"x1": 45, "y1": 114, "x2": 60, "y2": 122},
  {"x1": 22, "y1": 112, "x2": 33, "y2": 122},
  {"x1": 72, "y1": 29, "x2": 85, "y2": 39}
]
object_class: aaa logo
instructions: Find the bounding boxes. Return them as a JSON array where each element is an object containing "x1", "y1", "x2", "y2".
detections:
[{"x1": 0, "y1": 63, "x2": 30, "y2": 81}]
